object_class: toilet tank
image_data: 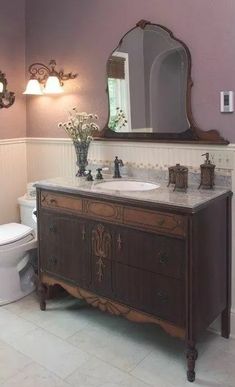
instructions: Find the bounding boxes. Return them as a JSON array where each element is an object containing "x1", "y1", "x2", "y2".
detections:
[{"x1": 17, "y1": 195, "x2": 37, "y2": 231}]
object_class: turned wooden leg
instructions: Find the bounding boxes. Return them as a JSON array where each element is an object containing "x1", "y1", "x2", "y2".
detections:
[
  {"x1": 38, "y1": 282, "x2": 47, "y2": 311},
  {"x1": 221, "y1": 307, "x2": 230, "y2": 339},
  {"x1": 186, "y1": 345, "x2": 198, "y2": 382}
]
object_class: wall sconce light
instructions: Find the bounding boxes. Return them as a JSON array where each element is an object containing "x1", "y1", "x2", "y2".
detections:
[
  {"x1": 23, "y1": 59, "x2": 77, "y2": 95},
  {"x1": 0, "y1": 71, "x2": 15, "y2": 109}
]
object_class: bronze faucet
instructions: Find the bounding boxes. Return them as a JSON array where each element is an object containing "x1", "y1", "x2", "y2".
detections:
[{"x1": 113, "y1": 156, "x2": 124, "y2": 178}]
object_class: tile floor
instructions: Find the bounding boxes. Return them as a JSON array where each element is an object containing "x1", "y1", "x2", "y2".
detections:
[{"x1": 0, "y1": 292, "x2": 234, "y2": 387}]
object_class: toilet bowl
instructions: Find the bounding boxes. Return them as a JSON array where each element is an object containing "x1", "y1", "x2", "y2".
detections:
[{"x1": 0, "y1": 195, "x2": 37, "y2": 305}]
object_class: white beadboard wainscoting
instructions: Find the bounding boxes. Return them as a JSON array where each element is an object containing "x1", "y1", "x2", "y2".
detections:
[
  {"x1": 26, "y1": 137, "x2": 234, "y2": 181},
  {"x1": 2, "y1": 136, "x2": 235, "y2": 336},
  {"x1": 0, "y1": 138, "x2": 27, "y2": 224}
]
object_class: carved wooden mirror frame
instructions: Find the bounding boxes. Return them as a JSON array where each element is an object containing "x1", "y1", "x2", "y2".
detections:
[{"x1": 98, "y1": 20, "x2": 228, "y2": 145}]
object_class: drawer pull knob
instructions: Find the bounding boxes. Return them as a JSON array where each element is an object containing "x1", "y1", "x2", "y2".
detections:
[
  {"x1": 49, "y1": 224, "x2": 57, "y2": 233},
  {"x1": 50, "y1": 198, "x2": 57, "y2": 205},
  {"x1": 49, "y1": 256, "x2": 58, "y2": 266},
  {"x1": 157, "y1": 290, "x2": 168, "y2": 303},
  {"x1": 158, "y1": 252, "x2": 169, "y2": 265}
]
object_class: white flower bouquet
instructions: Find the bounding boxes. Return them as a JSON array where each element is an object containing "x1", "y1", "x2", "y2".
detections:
[{"x1": 58, "y1": 107, "x2": 100, "y2": 142}]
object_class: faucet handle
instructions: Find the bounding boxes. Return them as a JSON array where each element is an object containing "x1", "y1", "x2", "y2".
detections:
[
  {"x1": 96, "y1": 168, "x2": 103, "y2": 180},
  {"x1": 85, "y1": 170, "x2": 94, "y2": 181},
  {"x1": 114, "y1": 156, "x2": 124, "y2": 166}
]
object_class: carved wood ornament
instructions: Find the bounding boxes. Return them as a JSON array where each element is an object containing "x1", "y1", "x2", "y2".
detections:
[
  {"x1": 92, "y1": 224, "x2": 111, "y2": 282},
  {"x1": 42, "y1": 274, "x2": 185, "y2": 339}
]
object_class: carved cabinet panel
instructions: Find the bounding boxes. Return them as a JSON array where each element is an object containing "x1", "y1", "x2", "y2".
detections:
[{"x1": 89, "y1": 221, "x2": 118, "y2": 299}]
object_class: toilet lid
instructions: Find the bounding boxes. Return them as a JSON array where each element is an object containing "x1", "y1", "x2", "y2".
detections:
[{"x1": 0, "y1": 223, "x2": 33, "y2": 246}]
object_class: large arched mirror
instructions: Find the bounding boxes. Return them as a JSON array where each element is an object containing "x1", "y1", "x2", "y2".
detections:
[{"x1": 99, "y1": 20, "x2": 228, "y2": 144}]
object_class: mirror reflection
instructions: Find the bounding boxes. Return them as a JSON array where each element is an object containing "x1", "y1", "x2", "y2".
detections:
[{"x1": 107, "y1": 24, "x2": 189, "y2": 133}]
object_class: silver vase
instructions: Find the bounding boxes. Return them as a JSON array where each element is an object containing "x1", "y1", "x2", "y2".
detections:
[{"x1": 73, "y1": 140, "x2": 91, "y2": 177}]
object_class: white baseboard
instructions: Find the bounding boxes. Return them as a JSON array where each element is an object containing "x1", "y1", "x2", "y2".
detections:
[
  {"x1": 230, "y1": 309, "x2": 235, "y2": 339},
  {"x1": 209, "y1": 309, "x2": 235, "y2": 339}
]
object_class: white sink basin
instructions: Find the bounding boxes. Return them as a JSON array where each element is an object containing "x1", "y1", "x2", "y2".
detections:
[{"x1": 95, "y1": 180, "x2": 160, "y2": 192}]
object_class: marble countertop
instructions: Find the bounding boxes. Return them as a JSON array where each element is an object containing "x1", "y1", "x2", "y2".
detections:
[{"x1": 35, "y1": 175, "x2": 231, "y2": 210}]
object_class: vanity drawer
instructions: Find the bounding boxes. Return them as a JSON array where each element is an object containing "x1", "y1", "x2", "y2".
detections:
[
  {"x1": 123, "y1": 207, "x2": 186, "y2": 237},
  {"x1": 115, "y1": 227, "x2": 185, "y2": 279},
  {"x1": 40, "y1": 190, "x2": 186, "y2": 238},
  {"x1": 40, "y1": 191, "x2": 83, "y2": 214},
  {"x1": 114, "y1": 263, "x2": 185, "y2": 326}
]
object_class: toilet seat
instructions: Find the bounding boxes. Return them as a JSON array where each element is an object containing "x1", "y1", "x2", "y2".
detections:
[
  {"x1": 0, "y1": 223, "x2": 34, "y2": 246},
  {"x1": 0, "y1": 234, "x2": 34, "y2": 253}
]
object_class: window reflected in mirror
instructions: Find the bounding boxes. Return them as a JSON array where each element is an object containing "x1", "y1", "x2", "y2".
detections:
[{"x1": 108, "y1": 53, "x2": 131, "y2": 132}]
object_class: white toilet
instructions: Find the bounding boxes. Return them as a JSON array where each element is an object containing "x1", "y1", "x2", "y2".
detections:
[{"x1": 0, "y1": 195, "x2": 37, "y2": 305}]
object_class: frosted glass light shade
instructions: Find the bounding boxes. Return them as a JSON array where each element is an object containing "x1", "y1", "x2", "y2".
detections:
[
  {"x1": 23, "y1": 79, "x2": 43, "y2": 95},
  {"x1": 44, "y1": 76, "x2": 63, "y2": 94},
  {"x1": 0, "y1": 82, "x2": 4, "y2": 93}
]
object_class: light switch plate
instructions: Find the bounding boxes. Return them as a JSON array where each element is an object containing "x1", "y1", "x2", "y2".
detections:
[{"x1": 220, "y1": 91, "x2": 234, "y2": 113}]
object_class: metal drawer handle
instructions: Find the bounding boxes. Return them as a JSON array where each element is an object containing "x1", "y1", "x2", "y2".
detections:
[
  {"x1": 49, "y1": 256, "x2": 58, "y2": 266},
  {"x1": 49, "y1": 224, "x2": 57, "y2": 233},
  {"x1": 82, "y1": 226, "x2": 86, "y2": 240},
  {"x1": 156, "y1": 290, "x2": 168, "y2": 303},
  {"x1": 117, "y1": 234, "x2": 122, "y2": 250},
  {"x1": 158, "y1": 252, "x2": 169, "y2": 265}
]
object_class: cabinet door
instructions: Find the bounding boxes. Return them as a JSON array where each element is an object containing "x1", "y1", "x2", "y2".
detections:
[
  {"x1": 114, "y1": 226, "x2": 185, "y2": 279},
  {"x1": 89, "y1": 221, "x2": 115, "y2": 298},
  {"x1": 39, "y1": 210, "x2": 91, "y2": 286}
]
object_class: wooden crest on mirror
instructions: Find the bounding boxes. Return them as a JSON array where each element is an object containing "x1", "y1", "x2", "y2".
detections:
[{"x1": 98, "y1": 20, "x2": 228, "y2": 145}]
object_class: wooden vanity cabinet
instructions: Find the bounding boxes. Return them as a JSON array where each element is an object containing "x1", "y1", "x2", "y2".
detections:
[{"x1": 37, "y1": 188, "x2": 232, "y2": 383}]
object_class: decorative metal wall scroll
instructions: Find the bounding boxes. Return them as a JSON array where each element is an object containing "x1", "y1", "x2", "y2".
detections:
[
  {"x1": 0, "y1": 71, "x2": 15, "y2": 109},
  {"x1": 27, "y1": 59, "x2": 77, "y2": 86}
]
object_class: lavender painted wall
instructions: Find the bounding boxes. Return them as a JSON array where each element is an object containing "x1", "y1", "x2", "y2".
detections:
[
  {"x1": 0, "y1": 0, "x2": 26, "y2": 139},
  {"x1": 25, "y1": 0, "x2": 235, "y2": 142}
]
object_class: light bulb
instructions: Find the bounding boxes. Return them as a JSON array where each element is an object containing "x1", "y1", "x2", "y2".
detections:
[
  {"x1": 23, "y1": 79, "x2": 43, "y2": 95},
  {"x1": 44, "y1": 76, "x2": 63, "y2": 94}
]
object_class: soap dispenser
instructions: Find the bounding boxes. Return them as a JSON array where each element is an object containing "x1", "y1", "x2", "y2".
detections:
[{"x1": 198, "y1": 153, "x2": 215, "y2": 189}]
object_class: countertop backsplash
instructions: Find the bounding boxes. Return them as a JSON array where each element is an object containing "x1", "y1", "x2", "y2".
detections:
[{"x1": 88, "y1": 160, "x2": 232, "y2": 189}]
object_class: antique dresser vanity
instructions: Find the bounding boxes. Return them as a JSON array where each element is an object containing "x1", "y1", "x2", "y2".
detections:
[
  {"x1": 36, "y1": 20, "x2": 232, "y2": 383},
  {"x1": 36, "y1": 179, "x2": 232, "y2": 383}
]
